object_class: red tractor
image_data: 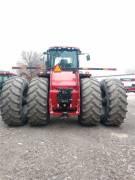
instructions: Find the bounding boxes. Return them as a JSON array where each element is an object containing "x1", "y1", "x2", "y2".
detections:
[{"x1": 0, "y1": 47, "x2": 128, "y2": 126}]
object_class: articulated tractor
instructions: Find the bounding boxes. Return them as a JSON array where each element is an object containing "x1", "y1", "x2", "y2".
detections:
[{"x1": 0, "y1": 47, "x2": 127, "y2": 127}]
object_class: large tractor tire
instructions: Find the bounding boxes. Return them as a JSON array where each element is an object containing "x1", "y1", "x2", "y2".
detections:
[
  {"x1": 100, "y1": 79, "x2": 128, "y2": 126},
  {"x1": 27, "y1": 77, "x2": 49, "y2": 126},
  {"x1": 79, "y1": 78, "x2": 102, "y2": 126},
  {"x1": 0, "y1": 77, "x2": 28, "y2": 126}
]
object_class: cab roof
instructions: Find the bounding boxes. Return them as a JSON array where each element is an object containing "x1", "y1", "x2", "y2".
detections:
[{"x1": 48, "y1": 46, "x2": 81, "y2": 52}]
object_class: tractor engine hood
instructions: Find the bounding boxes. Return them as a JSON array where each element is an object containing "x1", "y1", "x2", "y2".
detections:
[{"x1": 50, "y1": 71, "x2": 79, "y2": 89}]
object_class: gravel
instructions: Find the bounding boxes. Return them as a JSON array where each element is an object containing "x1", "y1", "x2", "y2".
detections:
[{"x1": 0, "y1": 93, "x2": 135, "y2": 180}]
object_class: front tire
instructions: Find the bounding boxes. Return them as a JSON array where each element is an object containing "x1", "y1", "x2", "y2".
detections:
[
  {"x1": 27, "y1": 77, "x2": 49, "y2": 126},
  {"x1": 79, "y1": 78, "x2": 102, "y2": 126}
]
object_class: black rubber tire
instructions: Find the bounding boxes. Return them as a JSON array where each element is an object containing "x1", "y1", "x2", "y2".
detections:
[
  {"x1": 0, "y1": 77, "x2": 28, "y2": 126},
  {"x1": 79, "y1": 78, "x2": 102, "y2": 126},
  {"x1": 27, "y1": 77, "x2": 49, "y2": 126},
  {"x1": 100, "y1": 79, "x2": 128, "y2": 126}
]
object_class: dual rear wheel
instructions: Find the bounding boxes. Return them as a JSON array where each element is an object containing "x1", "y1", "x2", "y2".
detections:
[
  {"x1": 0, "y1": 77, "x2": 49, "y2": 126},
  {"x1": 0, "y1": 77, "x2": 127, "y2": 127},
  {"x1": 78, "y1": 78, "x2": 127, "y2": 126}
]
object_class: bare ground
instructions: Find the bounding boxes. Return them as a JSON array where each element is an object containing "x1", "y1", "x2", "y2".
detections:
[{"x1": 0, "y1": 94, "x2": 135, "y2": 180}]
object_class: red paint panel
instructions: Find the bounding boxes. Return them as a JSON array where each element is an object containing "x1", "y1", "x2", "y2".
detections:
[{"x1": 49, "y1": 71, "x2": 80, "y2": 117}]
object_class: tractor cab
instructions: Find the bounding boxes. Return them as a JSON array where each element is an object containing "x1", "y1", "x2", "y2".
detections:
[{"x1": 44, "y1": 47, "x2": 90, "y2": 71}]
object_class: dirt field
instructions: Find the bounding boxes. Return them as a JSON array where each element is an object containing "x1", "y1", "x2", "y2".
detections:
[{"x1": 0, "y1": 93, "x2": 135, "y2": 180}]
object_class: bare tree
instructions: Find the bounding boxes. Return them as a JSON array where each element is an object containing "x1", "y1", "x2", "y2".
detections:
[
  {"x1": 17, "y1": 51, "x2": 46, "y2": 80},
  {"x1": 21, "y1": 51, "x2": 41, "y2": 66}
]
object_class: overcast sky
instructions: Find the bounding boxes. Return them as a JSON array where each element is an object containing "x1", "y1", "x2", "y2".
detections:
[{"x1": 0, "y1": 0, "x2": 135, "y2": 75}]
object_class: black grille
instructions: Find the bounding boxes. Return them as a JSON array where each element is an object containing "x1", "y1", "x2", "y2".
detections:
[{"x1": 57, "y1": 89, "x2": 72, "y2": 110}]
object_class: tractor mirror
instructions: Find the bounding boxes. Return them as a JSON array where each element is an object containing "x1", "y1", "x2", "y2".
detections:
[{"x1": 86, "y1": 54, "x2": 90, "y2": 61}]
